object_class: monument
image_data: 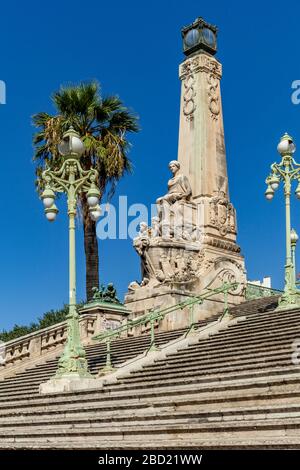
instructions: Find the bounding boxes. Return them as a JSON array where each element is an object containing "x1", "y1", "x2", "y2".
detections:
[{"x1": 125, "y1": 17, "x2": 247, "y2": 328}]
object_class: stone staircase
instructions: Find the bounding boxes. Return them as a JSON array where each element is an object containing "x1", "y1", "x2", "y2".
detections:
[
  {"x1": 0, "y1": 323, "x2": 199, "y2": 400},
  {"x1": 1, "y1": 295, "x2": 300, "y2": 449}
]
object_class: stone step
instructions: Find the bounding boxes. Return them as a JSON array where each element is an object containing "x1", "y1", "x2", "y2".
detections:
[
  {"x1": 2, "y1": 346, "x2": 298, "y2": 396},
  {"x1": 229, "y1": 297, "x2": 279, "y2": 315},
  {"x1": 145, "y1": 345, "x2": 293, "y2": 371},
  {"x1": 164, "y1": 344, "x2": 294, "y2": 367},
  {"x1": 206, "y1": 321, "x2": 300, "y2": 340},
  {"x1": 8, "y1": 335, "x2": 185, "y2": 371},
  {"x1": 0, "y1": 330, "x2": 296, "y2": 389},
  {"x1": 226, "y1": 312, "x2": 300, "y2": 330},
  {"x1": 170, "y1": 330, "x2": 298, "y2": 357},
  {"x1": 118, "y1": 356, "x2": 295, "y2": 384},
  {"x1": 19, "y1": 330, "x2": 294, "y2": 381},
  {"x1": 4, "y1": 348, "x2": 290, "y2": 390},
  {"x1": 1, "y1": 417, "x2": 300, "y2": 442},
  {"x1": 0, "y1": 341, "x2": 173, "y2": 386},
  {"x1": 0, "y1": 436, "x2": 298, "y2": 450},
  {"x1": 0, "y1": 326, "x2": 193, "y2": 382},
  {"x1": 128, "y1": 357, "x2": 293, "y2": 381},
  {"x1": 220, "y1": 319, "x2": 300, "y2": 338},
  {"x1": 0, "y1": 372, "x2": 299, "y2": 410},
  {"x1": 0, "y1": 353, "x2": 294, "y2": 396},
  {"x1": 2, "y1": 342, "x2": 293, "y2": 389},
  {"x1": 2, "y1": 400, "x2": 300, "y2": 428},
  {"x1": 2, "y1": 297, "x2": 300, "y2": 451},
  {"x1": 138, "y1": 344, "x2": 293, "y2": 369},
  {"x1": 107, "y1": 365, "x2": 300, "y2": 391},
  {"x1": 140, "y1": 353, "x2": 295, "y2": 376},
  {"x1": 1, "y1": 388, "x2": 300, "y2": 422},
  {"x1": 194, "y1": 324, "x2": 300, "y2": 346},
  {"x1": 166, "y1": 333, "x2": 297, "y2": 357},
  {"x1": 0, "y1": 316, "x2": 239, "y2": 392}
]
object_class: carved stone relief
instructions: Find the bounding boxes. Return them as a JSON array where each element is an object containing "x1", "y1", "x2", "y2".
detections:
[
  {"x1": 182, "y1": 61, "x2": 197, "y2": 121},
  {"x1": 207, "y1": 73, "x2": 220, "y2": 120},
  {"x1": 180, "y1": 54, "x2": 222, "y2": 122},
  {"x1": 209, "y1": 191, "x2": 237, "y2": 236}
]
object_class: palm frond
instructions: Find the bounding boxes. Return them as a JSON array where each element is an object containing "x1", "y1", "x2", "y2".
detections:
[{"x1": 32, "y1": 80, "x2": 139, "y2": 198}]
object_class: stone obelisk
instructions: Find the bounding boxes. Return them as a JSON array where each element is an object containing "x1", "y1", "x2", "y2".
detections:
[
  {"x1": 178, "y1": 17, "x2": 245, "y2": 257},
  {"x1": 125, "y1": 17, "x2": 246, "y2": 329}
]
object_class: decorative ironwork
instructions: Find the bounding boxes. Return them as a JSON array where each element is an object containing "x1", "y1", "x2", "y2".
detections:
[
  {"x1": 93, "y1": 282, "x2": 237, "y2": 374},
  {"x1": 245, "y1": 283, "x2": 282, "y2": 301}
]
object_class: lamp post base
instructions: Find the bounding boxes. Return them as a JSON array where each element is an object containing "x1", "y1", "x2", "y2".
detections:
[
  {"x1": 97, "y1": 365, "x2": 115, "y2": 377},
  {"x1": 276, "y1": 289, "x2": 300, "y2": 311},
  {"x1": 55, "y1": 356, "x2": 92, "y2": 380},
  {"x1": 55, "y1": 309, "x2": 92, "y2": 378},
  {"x1": 39, "y1": 374, "x2": 103, "y2": 395}
]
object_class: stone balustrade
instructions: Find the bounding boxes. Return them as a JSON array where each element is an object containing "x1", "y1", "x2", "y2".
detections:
[{"x1": 0, "y1": 313, "x2": 99, "y2": 379}]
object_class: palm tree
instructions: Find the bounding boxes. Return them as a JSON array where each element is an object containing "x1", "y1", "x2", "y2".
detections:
[{"x1": 33, "y1": 81, "x2": 139, "y2": 300}]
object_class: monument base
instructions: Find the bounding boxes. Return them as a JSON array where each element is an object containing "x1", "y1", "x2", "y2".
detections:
[
  {"x1": 125, "y1": 232, "x2": 246, "y2": 331},
  {"x1": 125, "y1": 286, "x2": 227, "y2": 331},
  {"x1": 79, "y1": 300, "x2": 130, "y2": 332}
]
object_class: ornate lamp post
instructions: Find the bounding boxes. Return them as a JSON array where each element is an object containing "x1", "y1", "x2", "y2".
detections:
[
  {"x1": 291, "y1": 228, "x2": 299, "y2": 289},
  {"x1": 265, "y1": 133, "x2": 300, "y2": 310},
  {"x1": 41, "y1": 127, "x2": 101, "y2": 379}
]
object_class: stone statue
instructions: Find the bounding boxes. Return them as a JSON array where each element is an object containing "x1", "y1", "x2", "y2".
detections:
[
  {"x1": 91, "y1": 284, "x2": 121, "y2": 304},
  {"x1": 138, "y1": 222, "x2": 150, "y2": 238},
  {"x1": 156, "y1": 161, "x2": 192, "y2": 237},
  {"x1": 151, "y1": 216, "x2": 161, "y2": 237},
  {"x1": 105, "y1": 283, "x2": 120, "y2": 304},
  {"x1": 156, "y1": 161, "x2": 192, "y2": 210}
]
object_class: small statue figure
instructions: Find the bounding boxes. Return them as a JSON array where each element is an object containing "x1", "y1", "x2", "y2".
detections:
[
  {"x1": 128, "y1": 281, "x2": 140, "y2": 292},
  {"x1": 91, "y1": 285, "x2": 105, "y2": 301},
  {"x1": 156, "y1": 161, "x2": 192, "y2": 237},
  {"x1": 91, "y1": 283, "x2": 121, "y2": 304},
  {"x1": 138, "y1": 222, "x2": 150, "y2": 238},
  {"x1": 104, "y1": 283, "x2": 120, "y2": 304},
  {"x1": 151, "y1": 216, "x2": 161, "y2": 237},
  {"x1": 156, "y1": 161, "x2": 192, "y2": 212},
  {"x1": 140, "y1": 277, "x2": 150, "y2": 287}
]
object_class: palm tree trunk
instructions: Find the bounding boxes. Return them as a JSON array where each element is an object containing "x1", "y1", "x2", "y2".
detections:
[{"x1": 81, "y1": 194, "x2": 99, "y2": 301}]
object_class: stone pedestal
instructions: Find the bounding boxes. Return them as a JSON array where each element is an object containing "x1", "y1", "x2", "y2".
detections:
[
  {"x1": 125, "y1": 283, "x2": 229, "y2": 331},
  {"x1": 39, "y1": 375, "x2": 104, "y2": 394},
  {"x1": 79, "y1": 301, "x2": 130, "y2": 332}
]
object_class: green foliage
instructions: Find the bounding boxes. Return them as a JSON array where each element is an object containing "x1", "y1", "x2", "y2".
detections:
[
  {"x1": 32, "y1": 81, "x2": 139, "y2": 196},
  {"x1": 0, "y1": 303, "x2": 83, "y2": 343}
]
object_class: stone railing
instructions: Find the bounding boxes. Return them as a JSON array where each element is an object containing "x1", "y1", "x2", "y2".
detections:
[
  {"x1": 245, "y1": 283, "x2": 282, "y2": 301},
  {"x1": 0, "y1": 313, "x2": 100, "y2": 379},
  {"x1": 93, "y1": 282, "x2": 237, "y2": 373}
]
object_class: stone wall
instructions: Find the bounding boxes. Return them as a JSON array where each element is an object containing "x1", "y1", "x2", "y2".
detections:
[{"x1": 0, "y1": 313, "x2": 100, "y2": 380}]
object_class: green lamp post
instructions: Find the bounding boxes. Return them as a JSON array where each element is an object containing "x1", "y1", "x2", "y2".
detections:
[
  {"x1": 265, "y1": 133, "x2": 300, "y2": 310},
  {"x1": 41, "y1": 127, "x2": 101, "y2": 378}
]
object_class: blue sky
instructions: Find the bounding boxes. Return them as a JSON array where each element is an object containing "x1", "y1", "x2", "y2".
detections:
[{"x1": 0, "y1": 0, "x2": 300, "y2": 330}]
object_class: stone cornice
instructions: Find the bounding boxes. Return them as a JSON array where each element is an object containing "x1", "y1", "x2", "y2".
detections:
[{"x1": 179, "y1": 53, "x2": 222, "y2": 80}]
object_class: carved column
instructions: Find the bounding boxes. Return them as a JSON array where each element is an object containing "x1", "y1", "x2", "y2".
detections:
[{"x1": 178, "y1": 54, "x2": 227, "y2": 200}]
